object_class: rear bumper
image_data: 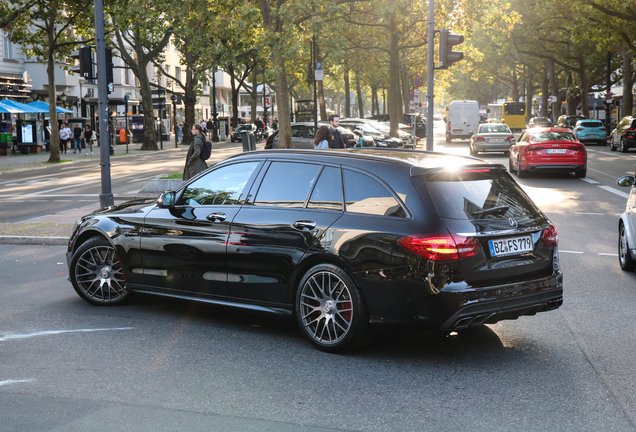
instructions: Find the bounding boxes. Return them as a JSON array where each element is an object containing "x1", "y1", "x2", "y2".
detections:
[
  {"x1": 475, "y1": 143, "x2": 513, "y2": 152},
  {"x1": 435, "y1": 271, "x2": 564, "y2": 330},
  {"x1": 526, "y1": 164, "x2": 585, "y2": 172}
]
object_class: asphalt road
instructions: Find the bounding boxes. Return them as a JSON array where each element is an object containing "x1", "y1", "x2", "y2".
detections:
[{"x1": 1, "y1": 122, "x2": 636, "y2": 431}]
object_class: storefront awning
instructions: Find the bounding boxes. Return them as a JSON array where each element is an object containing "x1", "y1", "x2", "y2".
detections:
[
  {"x1": 0, "y1": 99, "x2": 45, "y2": 113},
  {"x1": 27, "y1": 100, "x2": 74, "y2": 114}
]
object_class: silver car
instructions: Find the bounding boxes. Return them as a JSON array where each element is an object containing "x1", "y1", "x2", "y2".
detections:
[
  {"x1": 469, "y1": 123, "x2": 516, "y2": 155},
  {"x1": 617, "y1": 175, "x2": 636, "y2": 271}
]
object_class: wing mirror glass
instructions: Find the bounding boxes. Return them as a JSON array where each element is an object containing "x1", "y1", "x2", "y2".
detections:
[
  {"x1": 617, "y1": 176, "x2": 635, "y2": 187},
  {"x1": 157, "y1": 191, "x2": 176, "y2": 208}
]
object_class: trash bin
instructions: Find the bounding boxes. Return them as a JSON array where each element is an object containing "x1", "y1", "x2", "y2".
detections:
[{"x1": 241, "y1": 132, "x2": 256, "y2": 152}]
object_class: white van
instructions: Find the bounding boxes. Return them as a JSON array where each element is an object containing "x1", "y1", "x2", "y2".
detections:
[{"x1": 446, "y1": 100, "x2": 480, "y2": 142}]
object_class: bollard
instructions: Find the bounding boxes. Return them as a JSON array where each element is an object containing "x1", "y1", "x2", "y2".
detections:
[{"x1": 242, "y1": 132, "x2": 256, "y2": 152}]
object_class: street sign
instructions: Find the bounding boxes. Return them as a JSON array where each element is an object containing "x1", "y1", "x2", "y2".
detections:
[
  {"x1": 415, "y1": 73, "x2": 420, "y2": 89},
  {"x1": 263, "y1": 96, "x2": 271, "y2": 108},
  {"x1": 315, "y1": 62, "x2": 322, "y2": 70},
  {"x1": 315, "y1": 70, "x2": 324, "y2": 81}
]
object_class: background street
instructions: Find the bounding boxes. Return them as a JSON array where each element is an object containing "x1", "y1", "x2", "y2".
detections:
[{"x1": 1, "y1": 124, "x2": 636, "y2": 431}]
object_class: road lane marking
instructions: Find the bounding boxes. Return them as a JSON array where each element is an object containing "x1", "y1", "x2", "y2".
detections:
[
  {"x1": 575, "y1": 212, "x2": 604, "y2": 215},
  {"x1": 0, "y1": 327, "x2": 134, "y2": 342},
  {"x1": 0, "y1": 379, "x2": 35, "y2": 387},
  {"x1": 559, "y1": 250, "x2": 584, "y2": 254},
  {"x1": 597, "y1": 185, "x2": 629, "y2": 199},
  {"x1": 598, "y1": 253, "x2": 618, "y2": 256},
  {"x1": 580, "y1": 178, "x2": 600, "y2": 184}
]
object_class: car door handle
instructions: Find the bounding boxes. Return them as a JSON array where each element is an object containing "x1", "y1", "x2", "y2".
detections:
[
  {"x1": 206, "y1": 212, "x2": 227, "y2": 222},
  {"x1": 292, "y1": 220, "x2": 316, "y2": 231}
]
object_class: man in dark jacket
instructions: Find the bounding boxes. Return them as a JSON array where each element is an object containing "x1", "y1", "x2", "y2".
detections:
[{"x1": 328, "y1": 115, "x2": 345, "y2": 148}]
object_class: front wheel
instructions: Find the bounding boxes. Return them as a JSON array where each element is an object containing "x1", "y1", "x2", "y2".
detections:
[
  {"x1": 516, "y1": 157, "x2": 526, "y2": 178},
  {"x1": 620, "y1": 138, "x2": 628, "y2": 153},
  {"x1": 610, "y1": 137, "x2": 616, "y2": 151},
  {"x1": 69, "y1": 237, "x2": 130, "y2": 305},
  {"x1": 295, "y1": 264, "x2": 370, "y2": 353},
  {"x1": 619, "y1": 224, "x2": 636, "y2": 271}
]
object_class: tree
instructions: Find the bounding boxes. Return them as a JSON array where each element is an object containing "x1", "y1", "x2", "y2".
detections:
[
  {"x1": 7, "y1": 0, "x2": 93, "y2": 162},
  {"x1": 110, "y1": 0, "x2": 173, "y2": 150}
]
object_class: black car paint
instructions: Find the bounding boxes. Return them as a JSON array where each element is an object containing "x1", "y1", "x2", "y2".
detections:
[{"x1": 67, "y1": 149, "x2": 562, "y2": 334}]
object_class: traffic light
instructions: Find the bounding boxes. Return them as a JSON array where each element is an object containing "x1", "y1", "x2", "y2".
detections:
[
  {"x1": 439, "y1": 29, "x2": 464, "y2": 69},
  {"x1": 105, "y1": 47, "x2": 114, "y2": 90},
  {"x1": 70, "y1": 46, "x2": 93, "y2": 79}
]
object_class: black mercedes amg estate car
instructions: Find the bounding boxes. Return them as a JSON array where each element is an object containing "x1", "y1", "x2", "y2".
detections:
[{"x1": 67, "y1": 149, "x2": 563, "y2": 352}]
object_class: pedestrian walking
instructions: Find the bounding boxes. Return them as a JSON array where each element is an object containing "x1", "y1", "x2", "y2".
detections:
[
  {"x1": 176, "y1": 123, "x2": 183, "y2": 141},
  {"x1": 314, "y1": 125, "x2": 332, "y2": 149},
  {"x1": 328, "y1": 115, "x2": 345, "y2": 149},
  {"x1": 82, "y1": 124, "x2": 94, "y2": 155},
  {"x1": 200, "y1": 119, "x2": 207, "y2": 132},
  {"x1": 73, "y1": 123, "x2": 82, "y2": 153},
  {"x1": 59, "y1": 123, "x2": 71, "y2": 153},
  {"x1": 182, "y1": 124, "x2": 208, "y2": 180}
]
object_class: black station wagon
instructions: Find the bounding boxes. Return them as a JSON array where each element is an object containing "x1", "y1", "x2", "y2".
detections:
[{"x1": 67, "y1": 149, "x2": 563, "y2": 352}]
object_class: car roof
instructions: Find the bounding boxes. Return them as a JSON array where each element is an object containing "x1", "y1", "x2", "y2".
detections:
[
  {"x1": 528, "y1": 127, "x2": 573, "y2": 133},
  {"x1": 225, "y1": 148, "x2": 490, "y2": 170}
]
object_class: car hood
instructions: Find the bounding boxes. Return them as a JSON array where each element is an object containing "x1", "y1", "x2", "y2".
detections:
[{"x1": 86, "y1": 198, "x2": 157, "y2": 217}]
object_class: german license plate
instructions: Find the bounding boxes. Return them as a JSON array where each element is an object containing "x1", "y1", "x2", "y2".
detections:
[
  {"x1": 453, "y1": 129, "x2": 463, "y2": 134},
  {"x1": 588, "y1": 134, "x2": 598, "y2": 138},
  {"x1": 546, "y1": 149, "x2": 567, "y2": 154},
  {"x1": 488, "y1": 138, "x2": 503, "y2": 143},
  {"x1": 489, "y1": 235, "x2": 533, "y2": 257}
]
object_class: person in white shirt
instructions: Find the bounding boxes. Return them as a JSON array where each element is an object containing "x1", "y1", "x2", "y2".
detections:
[{"x1": 59, "y1": 123, "x2": 71, "y2": 154}]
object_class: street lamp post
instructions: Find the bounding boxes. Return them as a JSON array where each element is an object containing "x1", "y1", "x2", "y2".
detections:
[{"x1": 171, "y1": 94, "x2": 178, "y2": 148}]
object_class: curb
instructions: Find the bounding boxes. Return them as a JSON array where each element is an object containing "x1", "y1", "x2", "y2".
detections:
[{"x1": 0, "y1": 236, "x2": 68, "y2": 246}]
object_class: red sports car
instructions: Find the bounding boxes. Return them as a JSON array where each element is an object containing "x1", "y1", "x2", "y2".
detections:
[{"x1": 509, "y1": 127, "x2": 587, "y2": 178}]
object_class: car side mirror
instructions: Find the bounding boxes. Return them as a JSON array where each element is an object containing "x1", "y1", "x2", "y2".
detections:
[
  {"x1": 157, "y1": 191, "x2": 176, "y2": 208},
  {"x1": 617, "y1": 176, "x2": 635, "y2": 187}
]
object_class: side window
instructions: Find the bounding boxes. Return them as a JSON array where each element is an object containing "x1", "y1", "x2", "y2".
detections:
[
  {"x1": 180, "y1": 162, "x2": 259, "y2": 206},
  {"x1": 308, "y1": 166, "x2": 343, "y2": 211},
  {"x1": 306, "y1": 126, "x2": 316, "y2": 137},
  {"x1": 518, "y1": 132, "x2": 528, "y2": 142},
  {"x1": 254, "y1": 162, "x2": 321, "y2": 208},
  {"x1": 343, "y1": 169, "x2": 406, "y2": 218},
  {"x1": 291, "y1": 126, "x2": 303, "y2": 138}
]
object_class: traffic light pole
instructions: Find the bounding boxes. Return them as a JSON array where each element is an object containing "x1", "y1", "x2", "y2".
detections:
[
  {"x1": 94, "y1": 0, "x2": 113, "y2": 208},
  {"x1": 426, "y1": 0, "x2": 435, "y2": 151}
]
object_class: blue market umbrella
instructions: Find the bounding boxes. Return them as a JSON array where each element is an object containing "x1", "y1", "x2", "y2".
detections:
[
  {"x1": 0, "y1": 99, "x2": 45, "y2": 113},
  {"x1": 27, "y1": 100, "x2": 74, "y2": 114}
]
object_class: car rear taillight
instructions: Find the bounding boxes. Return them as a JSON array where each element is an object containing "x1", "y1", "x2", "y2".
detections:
[
  {"x1": 526, "y1": 146, "x2": 544, "y2": 152},
  {"x1": 506, "y1": 136, "x2": 515, "y2": 141},
  {"x1": 398, "y1": 234, "x2": 479, "y2": 261},
  {"x1": 448, "y1": 121, "x2": 451, "y2": 131},
  {"x1": 576, "y1": 127, "x2": 584, "y2": 131},
  {"x1": 542, "y1": 224, "x2": 558, "y2": 247},
  {"x1": 570, "y1": 146, "x2": 586, "y2": 152},
  {"x1": 600, "y1": 127, "x2": 606, "y2": 131},
  {"x1": 476, "y1": 137, "x2": 486, "y2": 141}
]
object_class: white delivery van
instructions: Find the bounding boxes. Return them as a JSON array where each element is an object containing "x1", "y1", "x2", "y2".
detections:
[{"x1": 446, "y1": 100, "x2": 480, "y2": 142}]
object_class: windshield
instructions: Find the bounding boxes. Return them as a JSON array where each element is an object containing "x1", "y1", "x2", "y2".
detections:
[
  {"x1": 578, "y1": 121, "x2": 603, "y2": 128},
  {"x1": 235, "y1": 125, "x2": 251, "y2": 132},
  {"x1": 504, "y1": 103, "x2": 526, "y2": 116},
  {"x1": 347, "y1": 123, "x2": 382, "y2": 135},
  {"x1": 531, "y1": 132, "x2": 576, "y2": 142},
  {"x1": 366, "y1": 120, "x2": 390, "y2": 132}
]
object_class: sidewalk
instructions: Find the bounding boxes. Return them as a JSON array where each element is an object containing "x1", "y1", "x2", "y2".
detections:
[{"x1": 0, "y1": 136, "x2": 247, "y2": 246}]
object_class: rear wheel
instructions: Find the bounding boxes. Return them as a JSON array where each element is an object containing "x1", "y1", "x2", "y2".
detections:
[
  {"x1": 69, "y1": 237, "x2": 130, "y2": 305},
  {"x1": 469, "y1": 145, "x2": 476, "y2": 156},
  {"x1": 295, "y1": 264, "x2": 370, "y2": 353},
  {"x1": 610, "y1": 137, "x2": 616, "y2": 151},
  {"x1": 508, "y1": 155, "x2": 514, "y2": 172},
  {"x1": 516, "y1": 157, "x2": 526, "y2": 178},
  {"x1": 620, "y1": 137, "x2": 628, "y2": 153},
  {"x1": 445, "y1": 135, "x2": 451, "y2": 143},
  {"x1": 574, "y1": 168, "x2": 586, "y2": 178},
  {"x1": 619, "y1": 224, "x2": 636, "y2": 271}
]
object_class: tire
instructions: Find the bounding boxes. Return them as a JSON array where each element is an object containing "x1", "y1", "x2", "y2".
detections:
[
  {"x1": 610, "y1": 137, "x2": 616, "y2": 151},
  {"x1": 620, "y1": 138, "x2": 628, "y2": 153},
  {"x1": 295, "y1": 264, "x2": 370, "y2": 353},
  {"x1": 574, "y1": 168, "x2": 586, "y2": 178},
  {"x1": 69, "y1": 237, "x2": 130, "y2": 305},
  {"x1": 508, "y1": 155, "x2": 514, "y2": 172},
  {"x1": 516, "y1": 157, "x2": 526, "y2": 178},
  {"x1": 445, "y1": 135, "x2": 451, "y2": 143},
  {"x1": 619, "y1": 224, "x2": 636, "y2": 271},
  {"x1": 469, "y1": 145, "x2": 476, "y2": 156}
]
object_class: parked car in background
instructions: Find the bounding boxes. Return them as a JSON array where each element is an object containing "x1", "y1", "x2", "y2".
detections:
[
  {"x1": 616, "y1": 174, "x2": 636, "y2": 271},
  {"x1": 342, "y1": 118, "x2": 413, "y2": 147},
  {"x1": 556, "y1": 115, "x2": 585, "y2": 130},
  {"x1": 67, "y1": 148, "x2": 563, "y2": 352},
  {"x1": 338, "y1": 124, "x2": 375, "y2": 147},
  {"x1": 479, "y1": 113, "x2": 488, "y2": 123},
  {"x1": 369, "y1": 113, "x2": 426, "y2": 138},
  {"x1": 609, "y1": 116, "x2": 636, "y2": 153},
  {"x1": 269, "y1": 123, "x2": 357, "y2": 149},
  {"x1": 340, "y1": 122, "x2": 402, "y2": 148},
  {"x1": 469, "y1": 123, "x2": 516, "y2": 155},
  {"x1": 573, "y1": 119, "x2": 607, "y2": 146},
  {"x1": 230, "y1": 123, "x2": 257, "y2": 142},
  {"x1": 527, "y1": 117, "x2": 553, "y2": 129},
  {"x1": 509, "y1": 127, "x2": 587, "y2": 178}
]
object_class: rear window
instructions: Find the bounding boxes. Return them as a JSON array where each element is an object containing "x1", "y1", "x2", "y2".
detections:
[
  {"x1": 421, "y1": 169, "x2": 542, "y2": 223},
  {"x1": 530, "y1": 132, "x2": 576, "y2": 142},
  {"x1": 579, "y1": 121, "x2": 603, "y2": 128}
]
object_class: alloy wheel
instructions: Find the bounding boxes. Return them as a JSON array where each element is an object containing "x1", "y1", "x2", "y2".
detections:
[
  {"x1": 299, "y1": 270, "x2": 353, "y2": 346},
  {"x1": 619, "y1": 225, "x2": 636, "y2": 271},
  {"x1": 73, "y1": 243, "x2": 127, "y2": 303}
]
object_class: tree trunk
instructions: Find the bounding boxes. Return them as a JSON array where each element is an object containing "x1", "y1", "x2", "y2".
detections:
[
  {"x1": 383, "y1": 88, "x2": 386, "y2": 114},
  {"x1": 46, "y1": 22, "x2": 59, "y2": 163},
  {"x1": 525, "y1": 69, "x2": 533, "y2": 120},
  {"x1": 547, "y1": 60, "x2": 561, "y2": 122},
  {"x1": 540, "y1": 67, "x2": 549, "y2": 117},
  {"x1": 138, "y1": 64, "x2": 158, "y2": 150},
  {"x1": 401, "y1": 64, "x2": 409, "y2": 115},
  {"x1": 566, "y1": 71, "x2": 577, "y2": 115},
  {"x1": 344, "y1": 59, "x2": 350, "y2": 118},
  {"x1": 182, "y1": 65, "x2": 196, "y2": 146},
  {"x1": 317, "y1": 79, "x2": 327, "y2": 120},
  {"x1": 511, "y1": 68, "x2": 519, "y2": 101},
  {"x1": 272, "y1": 44, "x2": 290, "y2": 148},
  {"x1": 355, "y1": 71, "x2": 363, "y2": 118},
  {"x1": 388, "y1": 22, "x2": 400, "y2": 137},
  {"x1": 623, "y1": 48, "x2": 634, "y2": 117},
  {"x1": 578, "y1": 55, "x2": 590, "y2": 118},
  {"x1": 251, "y1": 62, "x2": 258, "y2": 122}
]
